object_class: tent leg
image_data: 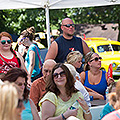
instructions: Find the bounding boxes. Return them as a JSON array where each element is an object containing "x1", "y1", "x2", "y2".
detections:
[{"x1": 45, "y1": 6, "x2": 51, "y2": 49}]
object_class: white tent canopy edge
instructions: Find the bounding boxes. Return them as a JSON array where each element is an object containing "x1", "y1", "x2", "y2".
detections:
[{"x1": 0, "y1": 0, "x2": 120, "y2": 48}]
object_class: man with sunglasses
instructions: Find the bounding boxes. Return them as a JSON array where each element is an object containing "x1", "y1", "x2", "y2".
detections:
[
  {"x1": 30, "y1": 59, "x2": 56, "y2": 111},
  {"x1": 45, "y1": 18, "x2": 90, "y2": 73}
]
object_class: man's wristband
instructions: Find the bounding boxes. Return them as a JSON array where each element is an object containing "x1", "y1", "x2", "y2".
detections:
[{"x1": 61, "y1": 114, "x2": 66, "y2": 120}]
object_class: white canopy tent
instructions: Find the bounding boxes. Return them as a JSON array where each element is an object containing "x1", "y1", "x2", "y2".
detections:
[{"x1": 0, "y1": 0, "x2": 120, "y2": 48}]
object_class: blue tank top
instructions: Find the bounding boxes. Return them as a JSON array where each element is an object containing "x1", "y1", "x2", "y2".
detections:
[
  {"x1": 25, "y1": 43, "x2": 42, "y2": 78},
  {"x1": 55, "y1": 36, "x2": 83, "y2": 63},
  {"x1": 84, "y1": 71, "x2": 107, "y2": 99},
  {"x1": 21, "y1": 100, "x2": 33, "y2": 120},
  {"x1": 55, "y1": 36, "x2": 83, "y2": 73}
]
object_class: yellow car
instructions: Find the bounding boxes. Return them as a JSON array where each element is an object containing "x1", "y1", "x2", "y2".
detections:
[{"x1": 85, "y1": 37, "x2": 120, "y2": 80}]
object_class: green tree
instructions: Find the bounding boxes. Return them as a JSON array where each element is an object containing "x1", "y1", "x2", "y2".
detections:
[
  {"x1": 65, "y1": 5, "x2": 120, "y2": 41},
  {"x1": 0, "y1": 5, "x2": 120, "y2": 41},
  {"x1": 0, "y1": 8, "x2": 46, "y2": 35}
]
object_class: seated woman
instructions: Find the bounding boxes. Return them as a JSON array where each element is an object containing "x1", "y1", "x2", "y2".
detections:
[
  {"x1": 65, "y1": 51, "x2": 91, "y2": 107},
  {"x1": 80, "y1": 52, "x2": 114, "y2": 100},
  {"x1": 1, "y1": 68, "x2": 40, "y2": 120},
  {"x1": 39, "y1": 63, "x2": 92, "y2": 120}
]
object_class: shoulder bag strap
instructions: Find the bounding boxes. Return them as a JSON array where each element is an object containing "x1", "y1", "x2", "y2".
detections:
[
  {"x1": 34, "y1": 46, "x2": 42, "y2": 67},
  {"x1": 0, "y1": 56, "x2": 12, "y2": 68}
]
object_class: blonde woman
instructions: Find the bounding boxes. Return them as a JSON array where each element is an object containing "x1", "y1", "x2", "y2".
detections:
[
  {"x1": 66, "y1": 51, "x2": 83, "y2": 81},
  {"x1": 0, "y1": 82, "x2": 24, "y2": 120},
  {"x1": 66, "y1": 51, "x2": 91, "y2": 107}
]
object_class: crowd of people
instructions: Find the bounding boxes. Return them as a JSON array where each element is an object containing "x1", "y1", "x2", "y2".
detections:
[{"x1": 0, "y1": 17, "x2": 118, "y2": 120}]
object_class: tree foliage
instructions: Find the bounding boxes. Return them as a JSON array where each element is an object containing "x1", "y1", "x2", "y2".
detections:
[{"x1": 0, "y1": 5, "x2": 120, "y2": 40}]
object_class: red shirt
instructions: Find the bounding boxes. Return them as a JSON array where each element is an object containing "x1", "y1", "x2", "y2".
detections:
[
  {"x1": 0, "y1": 52, "x2": 20, "y2": 74},
  {"x1": 30, "y1": 77, "x2": 46, "y2": 111}
]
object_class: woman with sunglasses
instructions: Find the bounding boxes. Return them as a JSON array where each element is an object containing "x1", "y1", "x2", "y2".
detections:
[
  {"x1": 1, "y1": 68, "x2": 40, "y2": 120},
  {"x1": 0, "y1": 32, "x2": 29, "y2": 80},
  {"x1": 39, "y1": 63, "x2": 92, "y2": 120},
  {"x1": 19, "y1": 26, "x2": 43, "y2": 82},
  {"x1": 0, "y1": 81, "x2": 25, "y2": 120},
  {"x1": 80, "y1": 52, "x2": 114, "y2": 100}
]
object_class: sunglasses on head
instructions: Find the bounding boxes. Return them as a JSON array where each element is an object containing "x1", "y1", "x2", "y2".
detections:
[
  {"x1": 17, "y1": 99, "x2": 23, "y2": 108},
  {"x1": 90, "y1": 57, "x2": 102, "y2": 62},
  {"x1": 53, "y1": 71, "x2": 66, "y2": 79},
  {"x1": 1, "y1": 40, "x2": 11, "y2": 45},
  {"x1": 62, "y1": 24, "x2": 75, "y2": 28},
  {"x1": 20, "y1": 37, "x2": 28, "y2": 42}
]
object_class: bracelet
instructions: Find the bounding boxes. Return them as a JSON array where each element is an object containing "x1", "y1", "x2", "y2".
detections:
[
  {"x1": 83, "y1": 108, "x2": 91, "y2": 114},
  {"x1": 61, "y1": 114, "x2": 66, "y2": 120}
]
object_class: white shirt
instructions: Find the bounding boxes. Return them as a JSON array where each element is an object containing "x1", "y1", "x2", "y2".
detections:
[{"x1": 74, "y1": 79, "x2": 91, "y2": 107}]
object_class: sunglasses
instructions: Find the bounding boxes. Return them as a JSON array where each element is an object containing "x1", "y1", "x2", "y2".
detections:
[
  {"x1": 17, "y1": 99, "x2": 24, "y2": 108},
  {"x1": 15, "y1": 82, "x2": 26, "y2": 87},
  {"x1": 1, "y1": 40, "x2": 11, "y2": 45},
  {"x1": 53, "y1": 71, "x2": 66, "y2": 79},
  {"x1": 44, "y1": 69, "x2": 52, "y2": 73},
  {"x1": 62, "y1": 24, "x2": 75, "y2": 28},
  {"x1": 20, "y1": 37, "x2": 27, "y2": 42},
  {"x1": 90, "y1": 57, "x2": 102, "y2": 62}
]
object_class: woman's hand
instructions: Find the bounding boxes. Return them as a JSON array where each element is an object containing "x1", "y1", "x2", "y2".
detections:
[
  {"x1": 89, "y1": 92, "x2": 104, "y2": 100},
  {"x1": 107, "y1": 77, "x2": 114, "y2": 86},
  {"x1": 77, "y1": 97, "x2": 92, "y2": 120},
  {"x1": 77, "y1": 97, "x2": 89, "y2": 111},
  {"x1": 63, "y1": 108, "x2": 78, "y2": 118}
]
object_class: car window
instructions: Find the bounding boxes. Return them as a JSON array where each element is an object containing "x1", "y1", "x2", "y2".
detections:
[
  {"x1": 112, "y1": 45, "x2": 120, "y2": 51},
  {"x1": 97, "y1": 46, "x2": 105, "y2": 53},
  {"x1": 97, "y1": 44, "x2": 120, "y2": 53}
]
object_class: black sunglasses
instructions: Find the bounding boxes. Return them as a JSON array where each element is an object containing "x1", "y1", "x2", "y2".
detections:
[
  {"x1": 1, "y1": 40, "x2": 11, "y2": 45},
  {"x1": 62, "y1": 24, "x2": 75, "y2": 28},
  {"x1": 53, "y1": 71, "x2": 66, "y2": 79},
  {"x1": 16, "y1": 82, "x2": 26, "y2": 87},
  {"x1": 44, "y1": 69, "x2": 51, "y2": 73},
  {"x1": 90, "y1": 57, "x2": 102, "y2": 62},
  {"x1": 17, "y1": 99, "x2": 23, "y2": 108}
]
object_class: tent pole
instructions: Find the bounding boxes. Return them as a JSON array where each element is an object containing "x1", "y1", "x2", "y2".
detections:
[{"x1": 45, "y1": 6, "x2": 51, "y2": 49}]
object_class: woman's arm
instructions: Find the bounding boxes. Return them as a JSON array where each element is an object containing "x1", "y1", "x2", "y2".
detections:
[
  {"x1": 105, "y1": 73, "x2": 114, "y2": 86},
  {"x1": 85, "y1": 86, "x2": 104, "y2": 100},
  {"x1": 80, "y1": 72, "x2": 85, "y2": 84},
  {"x1": 42, "y1": 100, "x2": 78, "y2": 120},
  {"x1": 29, "y1": 99, "x2": 41, "y2": 120},
  {"x1": 17, "y1": 51, "x2": 31, "y2": 85},
  {"x1": 16, "y1": 51, "x2": 27, "y2": 71}
]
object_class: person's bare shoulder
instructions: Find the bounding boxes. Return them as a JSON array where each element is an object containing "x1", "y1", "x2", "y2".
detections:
[
  {"x1": 80, "y1": 71, "x2": 85, "y2": 84},
  {"x1": 45, "y1": 41, "x2": 58, "y2": 60}
]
